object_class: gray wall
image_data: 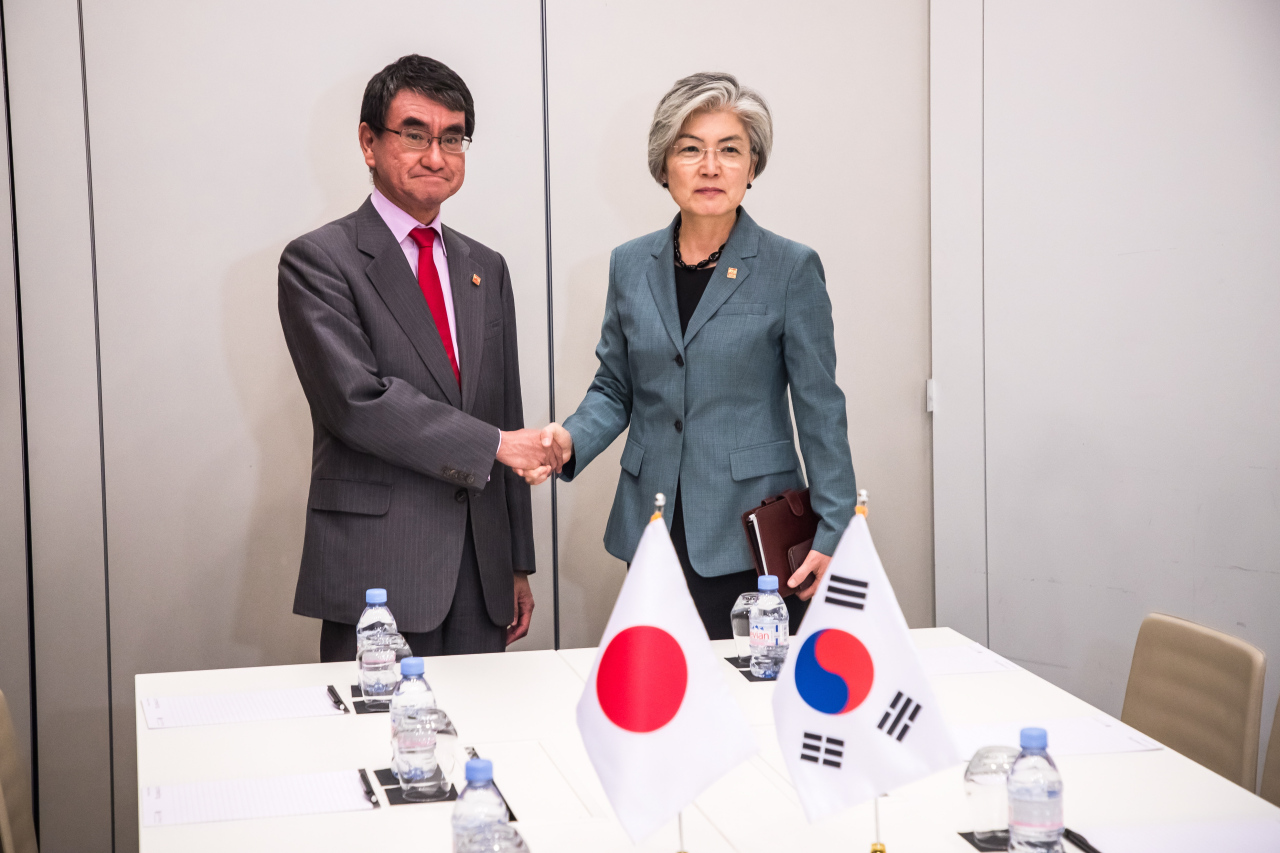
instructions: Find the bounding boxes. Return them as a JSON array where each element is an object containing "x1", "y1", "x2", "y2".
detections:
[
  {"x1": 0, "y1": 34, "x2": 32, "y2": 813},
  {"x1": 932, "y1": 0, "x2": 1280, "y2": 792},
  {"x1": 2, "y1": 1, "x2": 932, "y2": 850}
]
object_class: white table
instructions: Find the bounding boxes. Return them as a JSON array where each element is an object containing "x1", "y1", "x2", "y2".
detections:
[{"x1": 136, "y1": 628, "x2": 1280, "y2": 852}]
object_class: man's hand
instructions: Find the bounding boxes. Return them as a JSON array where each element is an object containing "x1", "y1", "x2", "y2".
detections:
[
  {"x1": 497, "y1": 427, "x2": 565, "y2": 471},
  {"x1": 514, "y1": 423, "x2": 574, "y2": 485},
  {"x1": 507, "y1": 572, "x2": 535, "y2": 645},
  {"x1": 787, "y1": 549, "x2": 832, "y2": 601}
]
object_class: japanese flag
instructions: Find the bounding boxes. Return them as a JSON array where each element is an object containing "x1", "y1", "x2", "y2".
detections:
[
  {"x1": 773, "y1": 514, "x2": 961, "y2": 822},
  {"x1": 576, "y1": 514, "x2": 757, "y2": 842}
]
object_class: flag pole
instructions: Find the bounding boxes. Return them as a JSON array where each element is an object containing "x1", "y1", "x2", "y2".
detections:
[
  {"x1": 677, "y1": 809, "x2": 687, "y2": 853},
  {"x1": 870, "y1": 794, "x2": 885, "y2": 853},
  {"x1": 652, "y1": 492, "x2": 666, "y2": 522}
]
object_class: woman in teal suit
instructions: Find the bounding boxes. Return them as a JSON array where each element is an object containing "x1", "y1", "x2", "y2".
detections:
[{"x1": 522, "y1": 72, "x2": 857, "y2": 638}]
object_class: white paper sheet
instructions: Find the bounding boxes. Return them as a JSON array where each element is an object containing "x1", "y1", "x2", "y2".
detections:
[
  {"x1": 141, "y1": 685, "x2": 344, "y2": 729},
  {"x1": 1083, "y1": 818, "x2": 1280, "y2": 853},
  {"x1": 953, "y1": 715, "x2": 1161, "y2": 760},
  {"x1": 919, "y1": 643, "x2": 1021, "y2": 676},
  {"x1": 141, "y1": 770, "x2": 375, "y2": 826}
]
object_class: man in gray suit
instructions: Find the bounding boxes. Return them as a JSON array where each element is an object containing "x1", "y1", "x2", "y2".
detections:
[{"x1": 278, "y1": 55, "x2": 560, "y2": 661}]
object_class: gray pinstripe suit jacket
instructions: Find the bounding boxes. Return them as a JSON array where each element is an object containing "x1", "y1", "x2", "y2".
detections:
[
  {"x1": 278, "y1": 197, "x2": 534, "y2": 633},
  {"x1": 561, "y1": 208, "x2": 856, "y2": 577}
]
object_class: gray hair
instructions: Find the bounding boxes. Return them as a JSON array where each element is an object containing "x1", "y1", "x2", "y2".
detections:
[{"x1": 647, "y1": 72, "x2": 773, "y2": 184}]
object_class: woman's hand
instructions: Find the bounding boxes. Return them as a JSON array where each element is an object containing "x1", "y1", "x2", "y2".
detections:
[
  {"x1": 787, "y1": 549, "x2": 832, "y2": 601},
  {"x1": 514, "y1": 422, "x2": 574, "y2": 485}
]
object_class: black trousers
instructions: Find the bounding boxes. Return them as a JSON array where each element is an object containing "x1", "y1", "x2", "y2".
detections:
[
  {"x1": 671, "y1": 486, "x2": 808, "y2": 640},
  {"x1": 319, "y1": 514, "x2": 504, "y2": 662}
]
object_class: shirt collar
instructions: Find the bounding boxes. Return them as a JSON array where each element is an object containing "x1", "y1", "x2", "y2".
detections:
[{"x1": 370, "y1": 186, "x2": 447, "y2": 256}]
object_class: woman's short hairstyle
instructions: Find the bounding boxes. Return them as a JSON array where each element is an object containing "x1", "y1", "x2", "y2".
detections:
[{"x1": 647, "y1": 72, "x2": 773, "y2": 184}]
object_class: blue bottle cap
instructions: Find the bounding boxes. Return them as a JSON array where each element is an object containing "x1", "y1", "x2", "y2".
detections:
[
  {"x1": 400, "y1": 656, "x2": 424, "y2": 677},
  {"x1": 757, "y1": 574, "x2": 779, "y2": 592},
  {"x1": 465, "y1": 758, "x2": 493, "y2": 782},
  {"x1": 1020, "y1": 727, "x2": 1048, "y2": 750},
  {"x1": 365, "y1": 588, "x2": 387, "y2": 605}
]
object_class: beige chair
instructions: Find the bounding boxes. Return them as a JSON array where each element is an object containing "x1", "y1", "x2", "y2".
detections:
[
  {"x1": 1121, "y1": 613, "x2": 1266, "y2": 789},
  {"x1": 1262, "y1": 695, "x2": 1280, "y2": 806},
  {"x1": 0, "y1": 689, "x2": 38, "y2": 853}
]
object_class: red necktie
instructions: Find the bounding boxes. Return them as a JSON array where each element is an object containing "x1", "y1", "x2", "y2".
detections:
[{"x1": 408, "y1": 227, "x2": 460, "y2": 386}]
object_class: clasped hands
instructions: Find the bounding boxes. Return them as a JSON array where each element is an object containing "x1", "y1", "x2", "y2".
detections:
[{"x1": 496, "y1": 423, "x2": 573, "y2": 485}]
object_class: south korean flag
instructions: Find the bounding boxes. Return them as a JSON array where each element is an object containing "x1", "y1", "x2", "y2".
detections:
[{"x1": 772, "y1": 514, "x2": 961, "y2": 822}]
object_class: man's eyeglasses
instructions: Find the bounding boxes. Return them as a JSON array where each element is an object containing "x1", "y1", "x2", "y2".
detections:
[{"x1": 377, "y1": 125, "x2": 471, "y2": 154}]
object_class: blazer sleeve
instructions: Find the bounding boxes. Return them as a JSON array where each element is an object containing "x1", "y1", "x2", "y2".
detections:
[
  {"x1": 783, "y1": 248, "x2": 858, "y2": 554},
  {"x1": 277, "y1": 234, "x2": 501, "y2": 486},
  {"x1": 498, "y1": 255, "x2": 537, "y2": 573},
  {"x1": 560, "y1": 249, "x2": 633, "y2": 479}
]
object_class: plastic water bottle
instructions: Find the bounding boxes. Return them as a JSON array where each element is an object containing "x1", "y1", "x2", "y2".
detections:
[
  {"x1": 748, "y1": 575, "x2": 789, "y2": 679},
  {"x1": 461, "y1": 822, "x2": 530, "y2": 852},
  {"x1": 356, "y1": 588, "x2": 397, "y2": 651},
  {"x1": 1007, "y1": 727, "x2": 1064, "y2": 852},
  {"x1": 389, "y1": 657, "x2": 437, "y2": 735},
  {"x1": 453, "y1": 759, "x2": 509, "y2": 852}
]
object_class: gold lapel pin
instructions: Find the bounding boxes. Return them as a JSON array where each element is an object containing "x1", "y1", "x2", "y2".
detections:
[
  {"x1": 472, "y1": 273, "x2": 481, "y2": 286},
  {"x1": 727, "y1": 267, "x2": 738, "y2": 279}
]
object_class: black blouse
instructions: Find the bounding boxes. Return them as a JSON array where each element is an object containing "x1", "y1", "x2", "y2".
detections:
[{"x1": 675, "y1": 265, "x2": 715, "y2": 336}]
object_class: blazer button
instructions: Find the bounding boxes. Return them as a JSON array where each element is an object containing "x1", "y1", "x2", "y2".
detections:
[
  {"x1": 455, "y1": 489, "x2": 467, "y2": 504},
  {"x1": 466, "y1": 474, "x2": 475, "y2": 485},
  {"x1": 674, "y1": 419, "x2": 683, "y2": 433},
  {"x1": 674, "y1": 354, "x2": 684, "y2": 367}
]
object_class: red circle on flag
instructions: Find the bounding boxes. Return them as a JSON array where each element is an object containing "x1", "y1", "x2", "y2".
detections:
[{"x1": 596, "y1": 625, "x2": 688, "y2": 733}]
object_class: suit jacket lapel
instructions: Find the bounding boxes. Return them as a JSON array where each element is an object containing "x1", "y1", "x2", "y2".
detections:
[
  {"x1": 682, "y1": 208, "x2": 761, "y2": 345},
  {"x1": 646, "y1": 218, "x2": 685, "y2": 357},
  {"x1": 356, "y1": 199, "x2": 462, "y2": 408},
  {"x1": 443, "y1": 226, "x2": 484, "y2": 414}
]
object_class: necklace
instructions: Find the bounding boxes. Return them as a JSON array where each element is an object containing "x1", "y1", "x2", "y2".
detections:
[{"x1": 673, "y1": 218, "x2": 727, "y2": 271}]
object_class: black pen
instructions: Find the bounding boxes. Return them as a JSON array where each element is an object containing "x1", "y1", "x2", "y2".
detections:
[
  {"x1": 326, "y1": 684, "x2": 349, "y2": 714},
  {"x1": 358, "y1": 769, "x2": 380, "y2": 808},
  {"x1": 1064, "y1": 828, "x2": 1103, "y2": 853}
]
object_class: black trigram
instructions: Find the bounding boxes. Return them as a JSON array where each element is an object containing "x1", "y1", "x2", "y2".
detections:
[
  {"x1": 800, "y1": 732, "x2": 845, "y2": 769},
  {"x1": 877, "y1": 691, "x2": 922, "y2": 741},
  {"x1": 825, "y1": 574, "x2": 868, "y2": 610}
]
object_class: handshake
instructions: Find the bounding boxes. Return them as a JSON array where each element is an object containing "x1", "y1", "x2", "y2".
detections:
[{"x1": 496, "y1": 423, "x2": 574, "y2": 486}]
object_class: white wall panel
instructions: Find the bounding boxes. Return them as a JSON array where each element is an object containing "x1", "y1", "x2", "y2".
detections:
[
  {"x1": 930, "y1": 0, "x2": 989, "y2": 644},
  {"x1": 545, "y1": 0, "x2": 935, "y2": 646},
  {"x1": 76, "y1": 3, "x2": 550, "y2": 849},
  {"x1": 5, "y1": 1, "x2": 114, "y2": 850},
  {"x1": 982, "y1": 0, "x2": 1280, "y2": 789}
]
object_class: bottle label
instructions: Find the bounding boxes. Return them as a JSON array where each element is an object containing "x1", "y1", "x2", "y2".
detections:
[{"x1": 750, "y1": 623, "x2": 787, "y2": 646}]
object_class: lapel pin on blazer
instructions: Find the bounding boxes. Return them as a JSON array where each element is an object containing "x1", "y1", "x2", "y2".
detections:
[
  {"x1": 472, "y1": 273, "x2": 481, "y2": 286},
  {"x1": 727, "y1": 267, "x2": 738, "y2": 279}
]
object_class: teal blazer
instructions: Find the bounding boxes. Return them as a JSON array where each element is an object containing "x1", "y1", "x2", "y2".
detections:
[{"x1": 561, "y1": 209, "x2": 857, "y2": 577}]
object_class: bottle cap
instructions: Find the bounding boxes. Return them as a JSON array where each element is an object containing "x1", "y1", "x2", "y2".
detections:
[
  {"x1": 1020, "y1": 727, "x2": 1048, "y2": 750},
  {"x1": 365, "y1": 588, "x2": 387, "y2": 605},
  {"x1": 400, "y1": 656, "x2": 424, "y2": 677},
  {"x1": 757, "y1": 574, "x2": 779, "y2": 592},
  {"x1": 465, "y1": 758, "x2": 493, "y2": 782}
]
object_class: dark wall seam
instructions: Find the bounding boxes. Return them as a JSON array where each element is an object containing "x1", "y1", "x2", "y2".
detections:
[{"x1": 74, "y1": 0, "x2": 116, "y2": 849}]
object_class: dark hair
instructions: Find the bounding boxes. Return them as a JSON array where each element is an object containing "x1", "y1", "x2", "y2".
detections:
[{"x1": 360, "y1": 54, "x2": 475, "y2": 137}]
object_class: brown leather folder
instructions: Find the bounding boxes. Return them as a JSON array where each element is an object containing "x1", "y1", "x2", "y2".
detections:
[{"x1": 741, "y1": 489, "x2": 819, "y2": 598}]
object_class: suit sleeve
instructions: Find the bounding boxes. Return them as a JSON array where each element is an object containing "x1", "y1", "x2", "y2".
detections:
[
  {"x1": 783, "y1": 248, "x2": 858, "y2": 555},
  {"x1": 498, "y1": 255, "x2": 537, "y2": 574},
  {"x1": 560, "y1": 249, "x2": 633, "y2": 479},
  {"x1": 277, "y1": 234, "x2": 501, "y2": 486}
]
